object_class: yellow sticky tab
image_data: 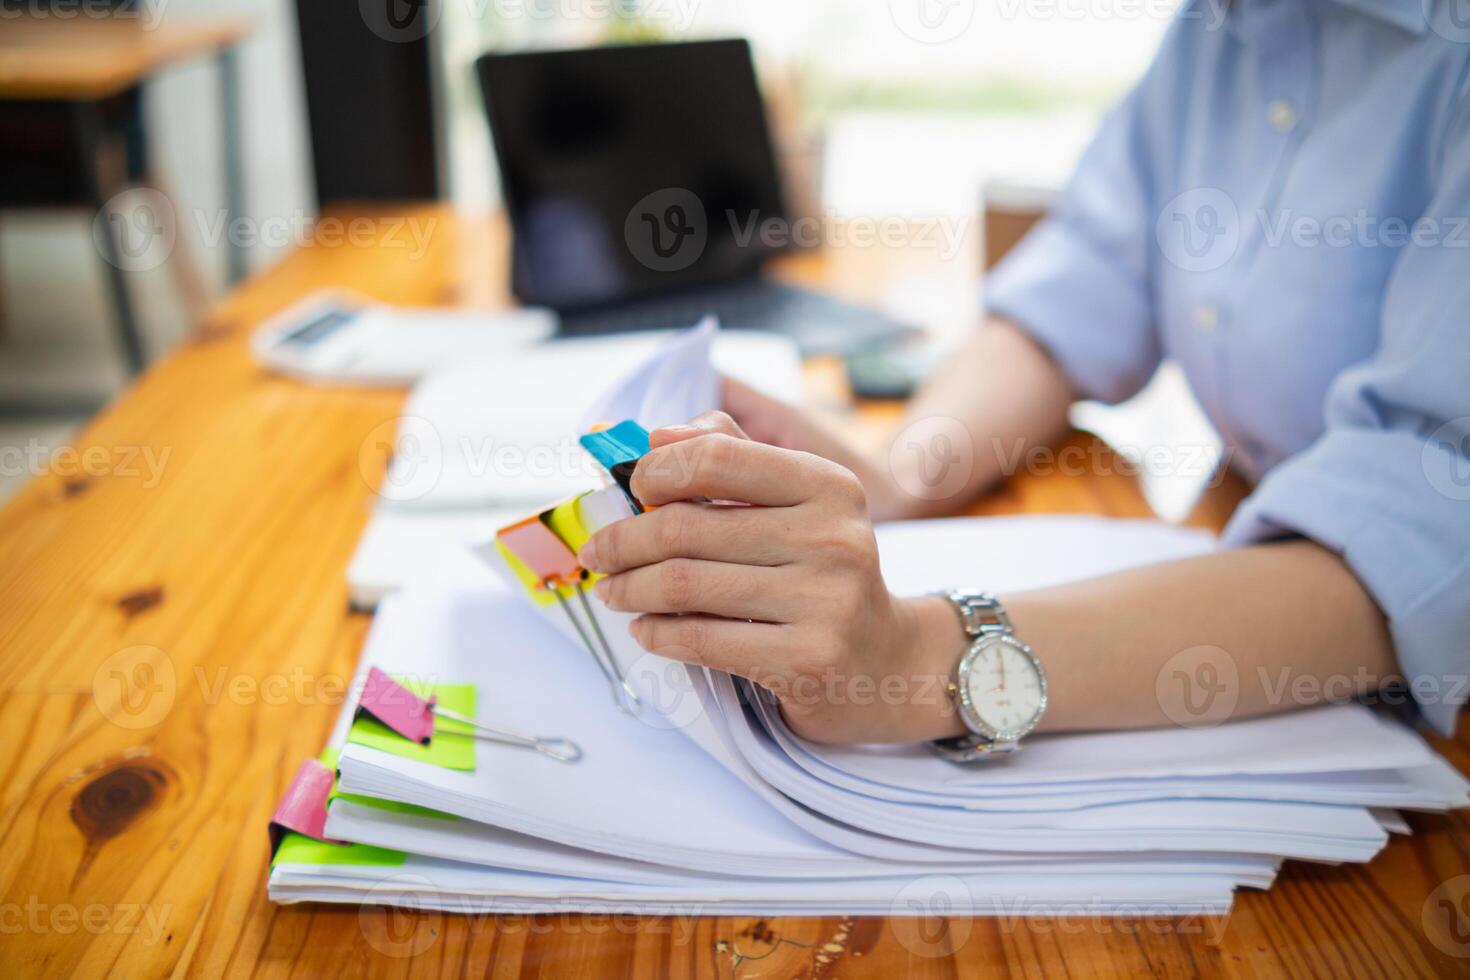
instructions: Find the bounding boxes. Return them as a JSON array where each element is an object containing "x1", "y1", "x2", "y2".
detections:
[
  {"x1": 543, "y1": 496, "x2": 588, "y2": 552},
  {"x1": 543, "y1": 493, "x2": 605, "y2": 586}
]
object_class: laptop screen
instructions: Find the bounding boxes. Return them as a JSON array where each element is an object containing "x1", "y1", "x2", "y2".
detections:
[{"x1": 477, "y1": 40, "x2": 788, "y2": 312}]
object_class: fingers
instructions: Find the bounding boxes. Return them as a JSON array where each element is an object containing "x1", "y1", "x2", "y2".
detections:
[
  {"x1": 629, "y1": 613, "x2": 795, "y2": 679},
  {"x1": 649, "y1": 410, "x2": 749, "y2": 449},
  {"x1": 579, "y1": 501, "x2": 794, "y2": 573},
  {"x1": 632, "y1": 433, "x2": 830, "y2": 507},
  {"x1": 595, "y1": 559, "x2": 797, "y2": 621}
]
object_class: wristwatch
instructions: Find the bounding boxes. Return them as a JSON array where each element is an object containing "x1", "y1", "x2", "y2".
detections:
[{"x1": 930, "y1": 590, "x2": 1048, "y2": 763}]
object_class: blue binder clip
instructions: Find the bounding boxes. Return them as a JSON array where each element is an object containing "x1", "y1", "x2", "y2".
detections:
[{"x1": 580, "y1": 420, "x2": 651, "y2": 512}]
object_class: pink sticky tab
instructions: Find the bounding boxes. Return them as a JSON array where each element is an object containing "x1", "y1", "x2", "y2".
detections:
[
  {"x1": 497, "y1": 515, "x2": 581, "y2": 585},
  {"x1": 268, "y1": 758, "x2": 341, "y2": 855},
  {"x1": 357, "y1": 666, "x2": 436, "y2": 745}
]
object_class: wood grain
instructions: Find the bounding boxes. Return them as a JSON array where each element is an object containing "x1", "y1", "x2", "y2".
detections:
[{"x1": 1, "y1": 206, "x2": 1466, "y2": 978}]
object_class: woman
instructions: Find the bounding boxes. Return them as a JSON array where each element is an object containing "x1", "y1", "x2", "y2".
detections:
[{"x1": 579, "y1": 0, "x2": 1470, "y2": 753}]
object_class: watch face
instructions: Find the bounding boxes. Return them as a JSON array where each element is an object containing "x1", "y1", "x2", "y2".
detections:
[{"x1": 961, "y1": 636, "x2": 1046, "y2": 740}]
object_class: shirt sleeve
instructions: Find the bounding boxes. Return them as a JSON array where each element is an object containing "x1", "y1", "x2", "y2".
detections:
[
  {"x1": 983, "y1": 19, "x2": 1185, "y2": 405},
  {"x1": 1222, "y1": 87, "x2": 1470, "y2": 737}
]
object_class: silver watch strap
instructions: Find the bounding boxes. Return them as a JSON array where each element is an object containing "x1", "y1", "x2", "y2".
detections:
[
  {"x1": 931, "y1": 733, "x2": 1020, "y2": 762},
  {"x1": 940, "y1": 589, "x2": 1012, "y2": 639}
]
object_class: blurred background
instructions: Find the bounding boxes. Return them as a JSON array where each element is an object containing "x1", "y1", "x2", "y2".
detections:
[{"x1": 0, "y1": 0, "x2": 1209, "y2": 510}]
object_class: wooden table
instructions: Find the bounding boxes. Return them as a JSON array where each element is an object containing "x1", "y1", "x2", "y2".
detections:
[
  {"x1": 1, "y1": 206, "x2": 1466, "y2": 977},
  {"x1": 0, "y1": 14, "x2": 251, "y2": 380}
]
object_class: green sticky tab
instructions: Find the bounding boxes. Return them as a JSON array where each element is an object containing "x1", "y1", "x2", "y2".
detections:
[
  {"x1": 273, "y1": 831, "x2": 406, "y2": 868},
  {"x1": 347, "y1": 678, "x2": 478, "y2": 771},
  {"x1": 337, "y1": 791, "x2": 458, "y2": 821}
]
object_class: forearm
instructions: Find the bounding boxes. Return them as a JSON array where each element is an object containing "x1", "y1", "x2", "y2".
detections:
[
  {"x1": 898, "y1": 539, "x2": 1398, "y2": 739},
  {"x1": 874, "y1": 317, "x2": 1075, "y2": 520}
]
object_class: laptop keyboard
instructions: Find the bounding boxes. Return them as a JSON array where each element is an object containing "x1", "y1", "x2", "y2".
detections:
[{"x1": 557, "y1": 280, "x2": 917, "y2": 356}]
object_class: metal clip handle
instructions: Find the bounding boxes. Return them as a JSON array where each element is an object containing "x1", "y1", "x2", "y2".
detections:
[{"x1": 432, "y1": 706, "x2": 582, "y2": 763}]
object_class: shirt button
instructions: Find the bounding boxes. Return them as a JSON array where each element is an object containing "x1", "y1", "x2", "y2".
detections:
[
  {"x1": 1267, "y1": 100, "x2": 1297, "y2": 133},
  {"x1": 1194, "y1": 304, "x2": 1219, "y2": 332}
]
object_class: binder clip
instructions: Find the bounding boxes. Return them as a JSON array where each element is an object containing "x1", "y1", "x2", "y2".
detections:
[
  {"x1": 497, "y1": 509, "x2": 643, "y2": 716},
  {"x1": 269, "y1": 757, "x2": 343, "y2": 857},
  {"x1": 357, "y1": 667, "x2": 582, "y2": 762},
  {"x1": 579, "y1": 420, "x2": 651, "y2": 513}
]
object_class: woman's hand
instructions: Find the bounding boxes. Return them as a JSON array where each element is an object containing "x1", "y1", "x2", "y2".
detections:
[{"x1": 578, "y1": 411, "x2": 967, "y2": 744}]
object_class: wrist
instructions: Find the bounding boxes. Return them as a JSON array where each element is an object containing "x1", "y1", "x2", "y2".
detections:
[{"x1": 887, "y1": 595, "x2": 970, "y2": 742}]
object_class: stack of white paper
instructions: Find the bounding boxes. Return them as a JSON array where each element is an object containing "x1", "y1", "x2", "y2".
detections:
[
  {"x1": 269, "y1": 516, "x2": 1467, "y2": 916},
  {"x1": 272, "y1": 322, "x2": 1467, "y2": 917}
]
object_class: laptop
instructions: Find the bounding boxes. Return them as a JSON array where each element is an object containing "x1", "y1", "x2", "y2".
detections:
[{"x1": 476, "y1": 39, "x2": 916, "y2": 355}]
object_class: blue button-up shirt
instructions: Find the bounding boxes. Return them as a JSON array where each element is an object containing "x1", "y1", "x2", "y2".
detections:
[{"x1": 986, "y1": 0, "x2": 1470, "y2": 734}]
